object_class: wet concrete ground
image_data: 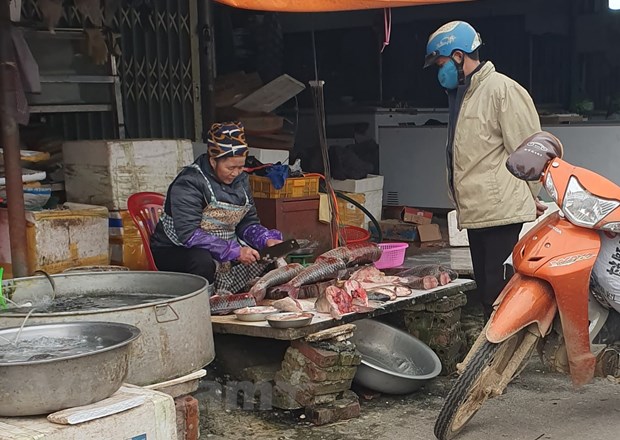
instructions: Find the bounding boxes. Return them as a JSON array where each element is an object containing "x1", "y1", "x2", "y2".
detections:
[{"x1": 198, "y1": 362, "x2": 620, "y2": 440}]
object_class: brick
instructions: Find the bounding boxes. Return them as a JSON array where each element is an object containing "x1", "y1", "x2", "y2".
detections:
[
  {"x1": 291, "y1": 340, "x2": 339, "y2": 368},
  {"x1": 295, "y1": 391, "x2": 340, "y2": 407},
  {"x1": 424, "y1": 293, "x2": 467, "y2": 313},
  {"x1": 339, "y1": 350, "x2": 362, "y2": 367},
  {"x1": 175, "y1": 395, "x2": 199, "y2": 440},
  {"x1": 281, "y1": 349, "x2": 358, "y2": 383},
  {"x1": 275, "y1": 369, "x2": 307, "y2": 386},
  {"x1": 301, "y1": 379, "x2": 353, "y2": 396},
  {"x1": 306, "y1": 363, "x2": 358, "y2": 382},
  {"x1": 275, "y1": 377, "x2": 352, "y2": 408},
  {"x1": 272, "y1": 385, "x2": 304, "y2": 410},
  {"x1": 305, "y1": 395, "x2": 361, "y2": 426}
]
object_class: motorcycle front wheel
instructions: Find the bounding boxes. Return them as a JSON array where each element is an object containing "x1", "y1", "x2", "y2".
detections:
[{"x1": 434, "y1": 328, "x2": 539, "y2": 440}]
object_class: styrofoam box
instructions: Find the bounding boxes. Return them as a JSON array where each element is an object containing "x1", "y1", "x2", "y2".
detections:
[
  {"x1": 63, "y1": 139, "x2": 193, "y2": 210},
  {"x1": 0, "y1": 203, "x2": 110, "y2": 277},
  {"x1": 0, "y1": 387, "x2": 177, "y2": 440},
  {"x1": 331, "y1": 174, "x2": 384, "y2": 193},
  {"x1": 248, "y1": 147, "x2": 290, "y2": 164},
  {"x1": 332, "y1": 175, "x2": 384, "y2": 226},
  {"x1": 448, "y1": 202, "x2": 560, "y2": 247}
]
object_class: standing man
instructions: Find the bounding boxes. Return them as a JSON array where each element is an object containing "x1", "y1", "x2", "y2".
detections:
[{"x1": 424, "y1": 21, "x2": 547, "y2": 319}]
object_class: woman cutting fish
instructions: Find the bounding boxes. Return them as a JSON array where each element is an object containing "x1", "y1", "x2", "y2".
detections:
[{"x1": 150, "y1": 121, "x2": 283, "y2": 294}]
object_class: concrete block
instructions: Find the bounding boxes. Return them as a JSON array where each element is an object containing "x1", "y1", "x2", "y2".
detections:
[
  {"x1": 424, "y1": 292, "x2": 467, "y2": 313},
  {"x1": 405, "y1": 309, "x2": 462, "y2": 329}
]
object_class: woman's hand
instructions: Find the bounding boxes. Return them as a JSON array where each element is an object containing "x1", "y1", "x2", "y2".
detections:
[
  {"x1": 238, "y1": 247, "x2": 261, "y2": 265},
  {"x1": 535, "y1": 199, "x2": 548, "y2": 218},
  {"x1": 266, "y1": 239, "x2": 283, "y2": 247}
]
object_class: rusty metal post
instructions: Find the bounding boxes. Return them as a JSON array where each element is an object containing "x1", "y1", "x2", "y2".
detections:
[
  {"x1": 0, "y1": 4, "x2": 29, "y2": 278},
  {"x1": 198, "y1": 0, "x2": 216, "y2": 135}
]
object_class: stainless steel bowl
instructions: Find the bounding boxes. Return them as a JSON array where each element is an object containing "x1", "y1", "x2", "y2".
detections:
[
  {"x1": 234, "y1": 306, "x2": 280, "y2": 322},
  {"x1": 266, "y1": 312, "x2": 314, "y2": 328},
  {"x1": 0, "y1": 321, "x2": 140, "y2": 416},
  {"x1": 351, "y1": 319, "x2": 442, "y2": 394}
]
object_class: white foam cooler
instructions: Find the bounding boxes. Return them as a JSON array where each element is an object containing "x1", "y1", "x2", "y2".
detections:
[
  {"x1": 0, "y1": 387, "x2": 176, "y2": 440},
  {"x1": 331, "y1": 174, "x2": 384, "y2": 228}
]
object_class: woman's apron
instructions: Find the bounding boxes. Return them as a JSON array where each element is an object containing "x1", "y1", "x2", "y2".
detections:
[{"x1": 162, "y1": 163, "x2": 268, "y2": 294}]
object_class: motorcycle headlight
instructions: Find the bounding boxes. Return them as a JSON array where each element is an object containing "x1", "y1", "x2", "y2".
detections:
[
  {"x1": 544, "y1": 172, "x2": 558, "y2": 203},
  {"x1": 562, "y1": 176, "x2": 620, "y2": 228},
  {"x1": 601, "y1": 222, "x2": 620, "y2": 233}
]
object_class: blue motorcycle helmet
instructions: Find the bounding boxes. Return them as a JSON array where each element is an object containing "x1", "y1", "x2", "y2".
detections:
[{"x1": 424, "y1": 21, "x2": 482, "y2": 89}]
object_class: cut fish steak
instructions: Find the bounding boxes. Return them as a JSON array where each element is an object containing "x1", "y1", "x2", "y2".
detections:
[
  {"x1": 315, "y1": 285, "x2": 354, "y2": 320},
  {"x1": 272, "y1": 297, "x2": 304, "y2": 313}
]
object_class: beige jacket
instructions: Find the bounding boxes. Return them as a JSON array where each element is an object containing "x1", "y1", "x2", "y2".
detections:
[{"x1": 451, "y1": 62, "x2": 541, "y2": 229}]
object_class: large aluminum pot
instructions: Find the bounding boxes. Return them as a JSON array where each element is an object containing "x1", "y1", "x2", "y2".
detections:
[
  {"x1": 0, "y1": 321, "x2": 140, "y2": 417},
  {"x1": 0, "y1": 271, "x2": 214, "y2": 386}
]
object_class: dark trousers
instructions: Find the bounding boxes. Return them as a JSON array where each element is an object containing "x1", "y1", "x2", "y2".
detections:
[
  {"x1": 467, "y1": 223, "x2": 523, "y2": 319},
  {"x1": 152, "y1": 246, "x2": 217, "y2": 283}
]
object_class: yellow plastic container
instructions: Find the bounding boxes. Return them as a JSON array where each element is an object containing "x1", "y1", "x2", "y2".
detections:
[{"x1": 249, "y1": 175, "x2": 320, "y2": 199}]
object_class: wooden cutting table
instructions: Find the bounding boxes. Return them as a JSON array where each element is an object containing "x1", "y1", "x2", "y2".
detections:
[{"x1": 211, "y1": 278, "x2": 476, "y2": 340}]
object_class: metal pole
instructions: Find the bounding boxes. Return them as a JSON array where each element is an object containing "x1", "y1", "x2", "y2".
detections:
[
  {"x1": 0, "y1": 4, "x2": 29, "y2": 278},
  {"x1": 198, "y1": 0, "x2": 216, "y2": 136}
]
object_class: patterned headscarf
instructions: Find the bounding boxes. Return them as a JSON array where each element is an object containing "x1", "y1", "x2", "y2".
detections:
[{"x1": 207, "y1": 121, "x2": 249, "y2": 159}]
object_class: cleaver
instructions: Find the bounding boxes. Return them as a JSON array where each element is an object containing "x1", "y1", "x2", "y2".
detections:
[{"x1": 259, "y1": 239, "x2": 300, "y2": 261}]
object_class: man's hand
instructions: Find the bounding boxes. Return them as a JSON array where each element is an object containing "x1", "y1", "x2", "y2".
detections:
[
  {"x1": 535, "y1": 199, "x2": 548, "y2": 218},
  {"x1": 266, "y1": 239, "x2": 283, "y2": 247},
  {"x1": 238, "y1": 247, "x2": 260, "y2": 265}
]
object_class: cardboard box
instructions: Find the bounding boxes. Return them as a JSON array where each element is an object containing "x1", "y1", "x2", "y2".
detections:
[
  {"x1": 338, "y1": 192, "x2": 366, "y2": 228},
  {"x1": 382, "y1": 206, "x2": 433, "y2": 225},
  {"x1": 332, "y1": 175, "x2": 384, "y2": 225},
  {"x1": 369, "y1": 219, "x2": 418, "y2": 242},
  {"x1": 417, "y1": 224, "x2": 443, "y2": 242},
  {"x1": 402, "y1": 207, "x2": 433, "y2": 225}
]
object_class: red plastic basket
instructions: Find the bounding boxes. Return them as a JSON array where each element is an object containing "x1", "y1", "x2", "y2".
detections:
[
  {"x1": 374, "y1": 242, "x2": 409, "y2": 269},
  {"x1": 340, "y1": 226, "x2": 371, "y2": 244}
]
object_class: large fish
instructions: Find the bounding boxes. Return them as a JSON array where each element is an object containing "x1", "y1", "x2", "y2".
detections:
[
  {"x1": 248, "y1": 263, "x2": 304, "y2": 302},
  {"x1": 278, "y1": 257, "x2": 347, "y2": 298},
  {"x1": 346, "y1": 242, "x2": 382, "y2": 266},
  {"x1": 315, "y1": 242, "x2": 382, "y2": 267},
  {"x1": 397, "y1": 264, "x2": 458, "y2": 286}
]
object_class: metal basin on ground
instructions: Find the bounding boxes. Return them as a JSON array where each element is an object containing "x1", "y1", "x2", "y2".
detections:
[
  {"x1": 0, "y1": 271, "x2": 214, "y2": 386},
  {"x1": 0, "y1": 321, "x2": 140, "y2": 416},
  {"x1": 351, "y1": 319, "x2": 442, "y2": 394}
]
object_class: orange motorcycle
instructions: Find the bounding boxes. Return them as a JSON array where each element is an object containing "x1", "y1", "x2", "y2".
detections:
[{"x1": 434, "y1": 132, "x2": 620, "y2": 440}]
